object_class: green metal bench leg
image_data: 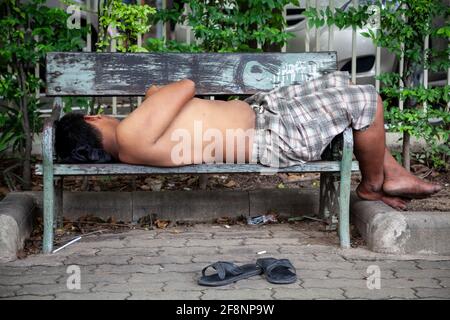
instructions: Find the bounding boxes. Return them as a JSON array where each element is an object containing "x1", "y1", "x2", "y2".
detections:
[
  {"x1": 42, "y1": 97, "x2": 62, "y2": 254},
  {"x1": 43, "y1": 122, "x2": 55, "y2": 254},
  {"x1": 338, "y1": 127, "x2": 353, "y2": 249}
]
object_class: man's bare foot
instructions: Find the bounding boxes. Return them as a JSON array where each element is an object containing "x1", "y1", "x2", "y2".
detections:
[
  {"x1": 381, "y1": 149, "x2": 442, "y2": 199},
  {"x1": 383, "y1": 172, "x2": 442, "y2": 199},
  {"x1": 356, "y1": 183, "x2": 409, "y2": 211}
]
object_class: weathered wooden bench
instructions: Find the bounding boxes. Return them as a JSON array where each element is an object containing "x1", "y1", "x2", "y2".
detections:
[{"x1": 36, "y1": 52, "x2": 359, "y2": 253}]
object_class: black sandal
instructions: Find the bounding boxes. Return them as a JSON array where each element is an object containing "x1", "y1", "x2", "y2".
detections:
[
  {"x1": 256, "y1": 258, "x2": 297, "y2": 284},
  {"x1": 198, "y1": 261, "x2": 263, "y2": 287}
]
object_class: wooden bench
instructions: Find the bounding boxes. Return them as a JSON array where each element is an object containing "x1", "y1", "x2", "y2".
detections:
[{"x1": 36, "y1": 52, "x2": 359, "y2": 253}]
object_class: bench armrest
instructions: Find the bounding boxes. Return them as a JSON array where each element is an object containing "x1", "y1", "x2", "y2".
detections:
[{"x1": 42, "y1": 97, "x2": 63, "y2": 167}]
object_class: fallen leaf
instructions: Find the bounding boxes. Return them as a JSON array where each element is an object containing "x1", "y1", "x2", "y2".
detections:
[
  {"x1": 411, "y1": 164, "x2": 429, "y2": 174},
  {"x1": 186, "y1": 177, "x2": 198, "y2": 186},
  {"x1": 107, "y1": 216, "x2": 117, "y2": 224},
  {"x1": 17, "y1": 250, "x2": 27, "y2": 259},
  {"x1": 286, "y1": 173, "x2": 303, "y2": 182},
  {"x1": 144, "y1": 178, "x2": 163, "y2": 191},
  {"x1": 0, "y1": 186, "x2": 10, "y2": 195},
  {"x1": 216, "y1": 217, "x2": 231, "y2": 224},
  {"x1": 224, "y1": 180, "x2": 237, "y2": 188},
  {"x1": 155, "y1": 219, "x2": 170, "y2": 229}
]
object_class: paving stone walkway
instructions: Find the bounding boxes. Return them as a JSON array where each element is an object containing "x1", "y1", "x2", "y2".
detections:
[{"x1": 1, "y1": 224, "x2": 449, "y2": 300}]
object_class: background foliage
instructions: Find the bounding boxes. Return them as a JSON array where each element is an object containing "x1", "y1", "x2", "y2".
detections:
[
  {"x1": 0, "y1": 0, "x2": 86, "y2": 189},
  {"x1": 305, "y1": 0, "x2": 450, "y2": 169},
  {"x1": 148, "y1": 0, "x2": 300, "y2": 52},
  {"x1": 97, "y1": 0, "x2": 156, "y2": 52}
]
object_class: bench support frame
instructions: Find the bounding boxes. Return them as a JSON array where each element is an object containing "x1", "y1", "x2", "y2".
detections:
[{"x1": 318, "y1": 128, "x2": 352, "y2": 248}]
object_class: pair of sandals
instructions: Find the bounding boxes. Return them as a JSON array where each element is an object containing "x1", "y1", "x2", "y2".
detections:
[{"x1": 198, "y1": 258, "x2": 297, "y2": 287}]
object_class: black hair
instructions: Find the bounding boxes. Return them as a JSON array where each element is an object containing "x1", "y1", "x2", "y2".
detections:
[{"x1": 54, "y1": 112, "x2": 113, "y2": 163}]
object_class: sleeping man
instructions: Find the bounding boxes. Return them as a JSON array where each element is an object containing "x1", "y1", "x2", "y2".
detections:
[{"x1": 55, "y1": 71, "x2": 442, "y2": 210}]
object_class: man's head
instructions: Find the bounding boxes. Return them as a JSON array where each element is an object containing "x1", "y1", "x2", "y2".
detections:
[{"x1": 55, "y1": 113, "x2": 120, "y2": 163}]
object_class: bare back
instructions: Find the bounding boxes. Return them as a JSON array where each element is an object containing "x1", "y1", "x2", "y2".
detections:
[
  {"x1": 117, "y1": 86, "x2": 256, "y2": 167},
  {"x1": 156, "y1": 98, "x2": 255, "y2": 165}
]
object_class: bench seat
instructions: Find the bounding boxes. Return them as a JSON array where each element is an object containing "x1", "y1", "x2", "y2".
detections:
[{"x1": 35, "y1": 162, "x2": 359, "y2": 176}]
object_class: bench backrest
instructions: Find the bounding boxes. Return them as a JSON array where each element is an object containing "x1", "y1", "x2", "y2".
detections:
[{"x1": 46, "y1": 52, "x2": 337, "y2": 97}]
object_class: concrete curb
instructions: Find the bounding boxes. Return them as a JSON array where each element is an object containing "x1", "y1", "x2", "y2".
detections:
[
  {"x1": 2, "y1": 190, "x2": 449, "y2": 257},
  {"x1": 351, "y1": 193, "x2": 450, "y2": 255},
  {"x1": 22, "y1": 189, "x2": 320, "y2": 222},
  {"x1": 0, "y1": 193, "x2": 35, "y2": 262}
]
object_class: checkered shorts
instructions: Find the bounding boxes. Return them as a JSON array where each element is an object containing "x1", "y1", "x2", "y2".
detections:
[{"x1": 244, "y1": 71, "x2": 378, "y2": 168}]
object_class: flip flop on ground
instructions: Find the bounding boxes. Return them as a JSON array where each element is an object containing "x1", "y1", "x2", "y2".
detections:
[
  {"x1": 256, "y1": 257, "x2": 297, "y2": 284},
  {"x1": 198, "y1": 261, "x2": 263, "y2": 287}
]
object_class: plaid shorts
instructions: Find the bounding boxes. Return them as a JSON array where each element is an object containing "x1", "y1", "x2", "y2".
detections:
[{"x1": 244, "y1": 71, "x2": 378, "y2": 168}]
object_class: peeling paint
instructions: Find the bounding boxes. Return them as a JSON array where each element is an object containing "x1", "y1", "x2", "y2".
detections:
[{"x1": 46, "y1": 52, "x2": 337, "y2": 96}]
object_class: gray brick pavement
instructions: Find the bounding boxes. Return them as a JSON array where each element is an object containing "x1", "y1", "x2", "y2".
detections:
[{"x1": 1, "y1": 224, "x2": 449, "y2": 300}]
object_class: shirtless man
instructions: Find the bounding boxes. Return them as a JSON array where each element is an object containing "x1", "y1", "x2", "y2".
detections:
[{"x1": 55, "y1": 72, "x2": 442, "y2": 210}]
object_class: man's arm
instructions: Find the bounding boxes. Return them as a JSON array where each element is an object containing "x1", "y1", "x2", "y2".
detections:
[{"x1": 118, "y1": 79, "x2": 195, "y2": 147}]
